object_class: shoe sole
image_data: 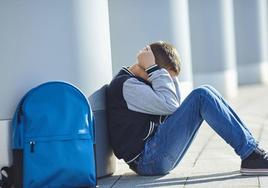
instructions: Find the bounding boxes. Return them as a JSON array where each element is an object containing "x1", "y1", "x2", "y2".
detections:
[{"x1": 241, "y1": 168, "x2": 268, "y2": 176}]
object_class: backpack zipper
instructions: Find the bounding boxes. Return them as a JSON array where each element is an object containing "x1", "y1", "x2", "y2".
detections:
[{"x1": 29, "y1": 141, "x2": 35, "y2": 153}]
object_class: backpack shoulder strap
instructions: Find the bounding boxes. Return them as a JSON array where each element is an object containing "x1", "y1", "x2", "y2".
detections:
[
  {"x1": 10, "y1": 96, "x2": 26, "y2": 188},
  {"x1": 0, "y1": 166, "x2": 13, "y2": 188},
  {"x1": 1, "y1": 94, "x2": 28, "y2": 188}
]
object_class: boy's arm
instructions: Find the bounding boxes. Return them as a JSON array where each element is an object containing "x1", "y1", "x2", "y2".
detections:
[
  {"x1": 123, "y1": 67, "x2": 180, "y2": 115},
  {"x1": 172, "y1": 76, "x2": 181, "y2": 105}
]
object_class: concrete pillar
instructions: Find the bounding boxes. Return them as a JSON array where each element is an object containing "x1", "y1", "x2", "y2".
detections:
[
  {"x1": 0, "y1": 0, "x2": 114, "y2": 175},
  {"x1": 233, "y1": 0, "x2": 268, "y2": 85},
  {"x1": 189, "y1": 0, "x2": 238, "y2": 98},
  {"x1": 109, "y1": 0, "x2": 193, "y2": 99}
]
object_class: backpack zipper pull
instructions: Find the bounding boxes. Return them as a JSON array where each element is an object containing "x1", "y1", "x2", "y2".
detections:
[{"x1": 29, "y1": 141, "x2": 35, "y2": 153}]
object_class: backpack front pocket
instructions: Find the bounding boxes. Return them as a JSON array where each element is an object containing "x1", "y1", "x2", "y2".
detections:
[{"x1": 23, "y1": 134, "x2": 96, "y2": 188}]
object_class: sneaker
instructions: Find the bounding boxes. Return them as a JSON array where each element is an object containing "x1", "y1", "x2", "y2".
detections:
[{"x1": 240, "y1": 147, "x2": 268, "y2": 175}]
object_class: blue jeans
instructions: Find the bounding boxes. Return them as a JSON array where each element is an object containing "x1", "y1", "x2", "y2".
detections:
[{"x1": 135, "y1": 85, "x2": 257, "y2": 176}]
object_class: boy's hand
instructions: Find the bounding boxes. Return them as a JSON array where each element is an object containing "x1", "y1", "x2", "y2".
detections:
[
  {"x1": 128, "y1": 64, "x2": 148, "y2": 80},
  {"x1": 137, "y1": 46, "x2": 156, "y2": 70}
]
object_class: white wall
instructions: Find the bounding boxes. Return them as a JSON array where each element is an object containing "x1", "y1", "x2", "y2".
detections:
[
  {"x1": 189, "y1": 0, "x2": 238, "y2": 98},
  {"x1": 0, "y1": 0, "x2": 113, "y2": 167},
  {"x1": 234, "y1": 0, "x2": 268, "y2": 85},
  {"x1": 0, "y1": 121, "x2": 12, "y2": 167},
  {"x1": 0, "y1": 0, "x2": 113, "y2": 120}
]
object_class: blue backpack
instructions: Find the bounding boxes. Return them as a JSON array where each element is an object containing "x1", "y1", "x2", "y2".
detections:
[{"x1": 2, "y1": 81, "x2": 97, "y2": 188}]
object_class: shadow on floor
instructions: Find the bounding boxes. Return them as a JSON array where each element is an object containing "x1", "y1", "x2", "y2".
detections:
[{"x1": 135, "y1": 171, "x2": 257, "y2": 187}]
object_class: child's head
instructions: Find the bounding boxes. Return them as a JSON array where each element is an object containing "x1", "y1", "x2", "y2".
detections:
[{"x1": 149, "y1": 41, "x2": 181, "y2": 76}]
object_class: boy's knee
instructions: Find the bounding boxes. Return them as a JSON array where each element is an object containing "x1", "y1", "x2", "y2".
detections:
[
  {"x1": 201, "y1": 85, "x2": 215, "y2": 91},
  {"x1": 192, "y1": 86, "x2": 211, "y2": 97},
  {"x1": 190, "y1": 86, "x2": 219, "y2": 102}
]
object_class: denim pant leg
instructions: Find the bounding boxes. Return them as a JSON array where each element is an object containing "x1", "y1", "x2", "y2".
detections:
[
  {"x1": 136, "y1": 86, "x2": 257, "y2": 176},
  {"x1": 202, "y1": 85, "x2": 254, "y2": 135}
]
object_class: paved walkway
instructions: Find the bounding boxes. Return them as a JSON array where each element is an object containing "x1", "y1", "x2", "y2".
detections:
[{"x1": 99, "y1": 84, "x2": 268, "y2": 188}]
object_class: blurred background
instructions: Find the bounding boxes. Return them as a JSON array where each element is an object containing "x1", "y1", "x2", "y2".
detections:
[{"x1": 0, "y1": 0, "x2": 268, "y2": 167}]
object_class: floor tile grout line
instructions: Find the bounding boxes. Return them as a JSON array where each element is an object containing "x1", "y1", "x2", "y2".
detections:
[
  {"x1": 182, "y1": 132, "x2": 215, "y2": 187},
  {"x1": 110, "y1": 175, "x2": 122, "y2": 188},
  {"x1": 257, "y1": 115, "x2": 268, "y2": 142},
  {"x1": 182, "y1": 176, "x2": 189, "y2": 188},
  {"x1": 232, "y1": 91, "x2": 266, "y2": 111},
  {"x1": 192, "y1": 132, "x2": 215, "y2": 167}
]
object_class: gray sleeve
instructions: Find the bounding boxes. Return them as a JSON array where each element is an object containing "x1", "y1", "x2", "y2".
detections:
[
  {"x1": 123, "y1": 68, "x2": 180, "y2": 115},
  {"x1": 172, "y1": 76, "x2": 181, "y2": 105}
]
